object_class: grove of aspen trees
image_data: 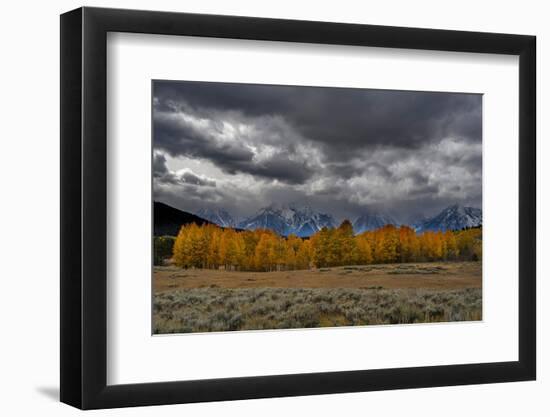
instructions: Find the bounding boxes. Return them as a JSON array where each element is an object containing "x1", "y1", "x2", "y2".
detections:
[{"x1": 171, "y1": 220, "x2": 482, "y2": 272}]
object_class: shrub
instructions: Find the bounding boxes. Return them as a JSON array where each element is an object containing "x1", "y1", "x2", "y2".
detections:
[
  {"x1": 153, "y1": 287, "x2": 482, "y2": 333},
  {"x1": 154, "y1": 236, "x2": 175, "y2": 265}
]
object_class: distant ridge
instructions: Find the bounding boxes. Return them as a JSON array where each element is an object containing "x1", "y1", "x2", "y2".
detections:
[
  {"x1": 414, "y1": 204, "x2": 482, "y2": 232},
  {"x1": 196, "y1": 207, "x2": 236, "y2": 228},
  {"x1": 154, "y1": 201, "x2": 482, "y2": 237},
  {"x1": 353, "y1": 209, "x2": 398, "y2": 234},
  {"x1": 237, "y1": 204, "x2": 335, "y2": 237},
  {"x1": 154, "y1": 201, "x2": 212, "y2": 236}
]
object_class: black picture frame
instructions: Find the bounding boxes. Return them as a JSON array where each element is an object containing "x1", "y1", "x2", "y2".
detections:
[{"x1": 60, "y1": 6, "x2": 536, "y2": 410}]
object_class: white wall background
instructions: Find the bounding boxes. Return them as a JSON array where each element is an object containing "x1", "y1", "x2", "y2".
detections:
[{"x1": 0, "y1": 0, "x2": 546, "y2": 415}]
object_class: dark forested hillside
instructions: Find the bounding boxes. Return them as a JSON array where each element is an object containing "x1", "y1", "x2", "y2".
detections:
[{"x1": 154, "y1": 201, "x2": 212, "y2": 236}]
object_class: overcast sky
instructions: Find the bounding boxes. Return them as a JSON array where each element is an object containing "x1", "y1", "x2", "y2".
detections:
[{"x1": 152, "y1": 80, "x2": 482, "y2": 223}]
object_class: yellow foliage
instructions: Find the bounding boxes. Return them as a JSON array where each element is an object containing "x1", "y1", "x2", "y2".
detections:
[{"x1": 171, "y1": 221, "x2": 482, "y2": 271}]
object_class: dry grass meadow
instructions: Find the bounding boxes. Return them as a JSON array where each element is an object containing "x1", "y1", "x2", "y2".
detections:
[{"x1": 153, "y1": 261, "x2": 482, "y2": 334}]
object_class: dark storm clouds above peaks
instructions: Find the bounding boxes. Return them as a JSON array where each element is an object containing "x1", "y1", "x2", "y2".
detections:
[{"x1": 152, "y1": 80, "x2": 482, "y2": 222}]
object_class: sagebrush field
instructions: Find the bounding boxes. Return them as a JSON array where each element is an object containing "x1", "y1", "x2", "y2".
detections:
[{"x1": 153, "y1": 261, "x2": 482, "y2": 333}]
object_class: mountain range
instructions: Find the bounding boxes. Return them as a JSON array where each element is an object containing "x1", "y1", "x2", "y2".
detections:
[
  {"x1": 413, "y1": 204, "x2": 482, "y2": 233},
  {"x1": 196, "y1": 207, "x2": 236, "y2": 228},
  {"x1": 196, "y1": 203, "x2": 482, "y2": 235},
  {"x1": 352, "y1": 210, "x2": 398, "y2": 234},
  {"x1": 154, "y1": 201, "x2": 482, "y2": 237},
  {"x1": 236, "y1": 205, "x2": 336, "y2": 237}
]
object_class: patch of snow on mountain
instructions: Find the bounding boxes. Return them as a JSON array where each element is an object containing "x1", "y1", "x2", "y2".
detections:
[
  {"x1": 196, "y1": 208, "x2": 236, "y2": 228},
  {"x1": 415, "y1": 204, "x2": 482, "y2": 232},
  {"x1": 238, "y1": 204, "x2": 335, "y2": 237}
]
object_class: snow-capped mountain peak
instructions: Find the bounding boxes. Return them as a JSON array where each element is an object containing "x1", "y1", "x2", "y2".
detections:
[
  {"x1": 415, "y1": 204, "x2": 482, "y2": 232},
  {"x1": 197, "y1": 203, "x2": 482, "y2": 236},
  {"x1": 238, "y1": 204, "x2": 335, "y2": 237}
]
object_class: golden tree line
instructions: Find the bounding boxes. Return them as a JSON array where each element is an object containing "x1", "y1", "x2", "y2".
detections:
[{"x1": 171, "y1": 220, "x2": 482, "y2": 271}]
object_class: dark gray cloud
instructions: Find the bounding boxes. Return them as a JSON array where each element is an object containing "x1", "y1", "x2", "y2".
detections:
[
  {"x1": 154, "y1": 103, "x2": 314, "y2": 184},
  {"x1": 152, "y1": 80, "x2": 482, "y2": 222},
  {"x1": 154, "y1": 81, "x2": 481, "y2": 153}
]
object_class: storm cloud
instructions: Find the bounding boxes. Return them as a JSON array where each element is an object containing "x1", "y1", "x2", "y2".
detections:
[
  {"x1": 153, "y1": 151, "x2": 217, "y2": 187},
  {"x1": 153, "y1": 80, "x2": 482, "y2": 223}
]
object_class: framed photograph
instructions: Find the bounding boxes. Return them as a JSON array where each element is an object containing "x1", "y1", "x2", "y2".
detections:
[{"x1": 60, "y1": 7, "x2": 536, "y2": 409}]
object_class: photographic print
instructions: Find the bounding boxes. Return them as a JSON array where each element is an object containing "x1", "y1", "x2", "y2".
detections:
[{"x1": 152, "y1": 81, "x2": 482, "y2": 334}]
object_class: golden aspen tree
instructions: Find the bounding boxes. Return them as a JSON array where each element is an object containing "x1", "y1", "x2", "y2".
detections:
[
  {"x1": 296, "y1": 239, "x2": 312, "y2": 269},
  {"x1": 311, "y1": 227, "x2": 331, "y2": 267},
  {"x1": 372, "y1": 225, "x2": 398, "y2": 263},
  {"x1": 355, "y1": 234, "x2": 373, "y2": 264},
  {"x1": 337, "y1": 220, "x2": 357, "y2": 265},
  {"x1": 172, "y1": 225, "x2": 190, "y2": 268},
  {"x1": 372, "y1": 229, "x2": 384, "y2": 264},
  {"x1": 185, "y1": 223, "x2": 204, "y2": 268},
  {"x1": 443, "y1": 230, "x2": 458, "y2": 260},
  {"x1": 472, "y1": 239, "x2": 482, "y2": 261},
  {"x1": 232, "y1": 231, "x2": 246, "y2": 270},
  {"x1": 254, "y1": 233, "x2": 272, "y2": 271},
  {"x1": 267, "y1": 235, "x2": 279, "y2": 271},
  {"x1": 242, "y1": 231, "x2": 260, "y2": 270},
  {"x1": 399, "y1": 226, "x2": 417, "y2": 262},
  {"x1": 222, "y1": 229, "x2": 240, "y2": 270},
  {"x1": 206, "y1": 228, "x2": 221, "y2": 268},
  {"x1": 433, "y1": 231, "x2": 444, "y2": 260},
  {"x1": 285, "y1": 234, "x2": 301, "y2": 270},
  {"x1": 418, "y1": 232, "x2": 430, "y2": 261},
  {"x1": 387, "y1": 225, "x2": 400, "y2": 263}
]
